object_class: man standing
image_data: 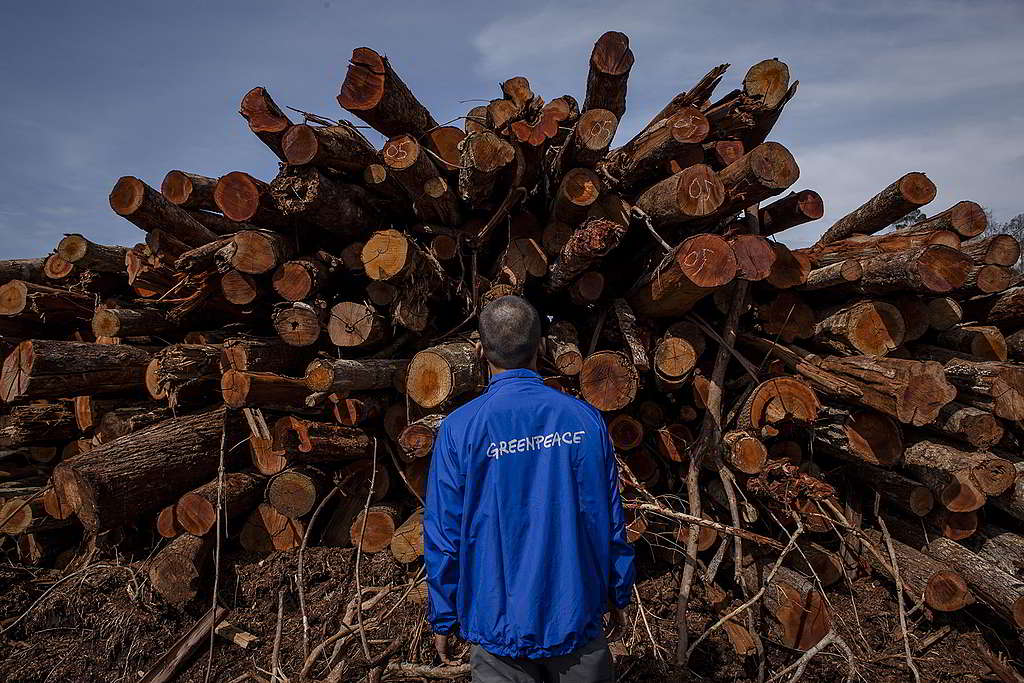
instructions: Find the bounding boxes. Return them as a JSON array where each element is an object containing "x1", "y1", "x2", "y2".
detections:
[{"x1": 425, "y1": 296, "x2": 636, "y2": 682}]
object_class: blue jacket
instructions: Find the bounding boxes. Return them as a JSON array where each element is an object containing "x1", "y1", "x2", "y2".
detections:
[{"x1": 424, "y1": 368, "x2": 636, "y2": 658}]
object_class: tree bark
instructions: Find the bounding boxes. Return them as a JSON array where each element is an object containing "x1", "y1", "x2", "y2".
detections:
[
  {"x1": 337, "y1": 47, "x2": 437, "y2": 138},
  {"x1": 861, "y1": 528, "x2": 972, "y2": 612},
  {"x1": 815, "y1": 172, "x2": 937, "y2": 246},
  {"x1": 221, "y1": 370, "x2": 310, "y2": 410},
  {"x1": 281, "y1": 122, "x2": 376, "y2": 171},
  {"x1": 109, "y1": 176, "x2": 217, "y2": 247},
  {"x1": 406, "y1": 341, "x2": 482, "y2": 409},
  {"x1": 0, "y1": 258, "x2": 50, "y2": 285},
  {"x1": 928, "y1": 402, "x2": 1004, "y2": 449},
  {"x1": 544, "y1": 217, "x2": 626, "y2": 292},
  {"x1": 903, "y1": 438, "x2": 1016, "y2": 505},
  {"x1": 580, "y1": 350, "x2": 639, "y2": 412},
  {"x1": 457, "y1": 131, "x2": 516, "y2": 210},
  {"x1": 305, "y1": 357, "x2": 407, "y2": 395},
  {"x1": 238, "y1": 86, "x2": 292, "y2": 161},
  {"x1": 757, "y1": 190, "x2": 824, "y2": 237},
  {"x1": 175, "y1": 471, "x2": 264, "y2": 536},
  {"x1": 160, "y1": 171, "x2": 218, "y2": 212},
  {"x1": 849, "y1": 245, "x2": 973, "y2": 296},
  {"x1": 1, "y1": 340, "x2": 150, "y2": 402},
  {"x1": 628, "y1": 233, "x2": 738, "y2": 317},
  {"x1": 148, "y1": 533, "x2": 212, "y2": 604},
  {"x1": 56, "y1": 234, "x2": 129, "y2": 274},
  {"x1": 221, "y1": 337, "x2": 310, "y2": 375}
]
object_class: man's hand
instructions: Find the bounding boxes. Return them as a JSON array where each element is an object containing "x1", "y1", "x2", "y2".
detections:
[
  {"x1": 605, "y1": 606, "x2": 626, "y2": 642},
  {"x1": 434, "y1": 633, "x2": 451, "y2": 663}
]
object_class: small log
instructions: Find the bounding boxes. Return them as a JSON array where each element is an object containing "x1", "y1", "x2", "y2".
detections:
[
  {"x1": 544, "y1": 217, "x2": 626, "y2": 292},
  {"x1": 0, "y1": 258, "x2": 49, "y2": 285},
  {"x1": 350, "y1": 502, "x2": 402, "y2": 553},
  {"x1": 272, "y1": 301, "x2": 325, "y2": 347},
  {"x1": 959, "y1": 234, "x2": 1020, "y2": 267},
  {"x1": 583, "y1": 31, "x2": 634, "y2": 118},
  {"x1": 0, "y1": 280, "x2": 93, "y2": 322},
  {"x1": 722, "y1": 430, "x2": 767, "y2": 474},
  {"x1": 239, "y1": 503, "x2": 303, "y2": 552},
  {"x1": 497, "y1": 238, "x2": 548, "y2": 287},
  {"x1": 969, "y1": 525, "x2": 1024, "y2": 578},
  {"x1": 551, "y1": 168, "x2": 602, "y2": 225},
  {"x1": 812, "y1": 300, "x2": 905, "y2": 356},
  {"x1": 221, "y1": 370, "x2": 310, "y2": 410},
  {"x1": 903, "y1": 200, "x2": 988, "y2": 239},
  {"x1": 634, "y1": 164, "x2": 723, "y2": 227},
  {"x1": 266, "y1": 467, "x2": 327, "y2": 519},
  {"x1": 755, "y1": 564, "x2": 832, "y2": 650},
  {"x1": 935, "y1": 324, "x2": 1007, "y2": 361},
  {"x1": 457, "y1": 131, "x2": 516, "y2": 210},
  {"x1": 406, "y1": 342, "x2": 481, "y2": 409},
  {"x1": 569, "y1": 271, "x2": 605, "y2": 305},
  {"x1": 157, "y1": 504, "x2": 183, "y2": 539},
  {"x1": 813, "y1": 404, "x2": 903, "y2": 467},
  {"x1": 109, "y1": 176, "x2": 217, "y2": 247},
  {"x1": 737, "y1": 377, "x2": 819, "y2": 438},
  {"x1": 238, "y1": 86, "x2": 292, "y2": 161},
  {"x1": 758, "y1": 190, "x2": 824, "y2": 237},
  {"x1": 608, "y1": 414, "x2": 644, "y2": 451},
  {"x1": 272, "y1": 253, "x2": 333, "y2": 302},
  {"x1": 397, "y1": 414, "x2": 444, "y2": 461},
  {"x1": 305, "y1": 358, "x2": 407, "y2": 395},
  {"x1": 56, "y1": 234, "x2": 128, "y2": 274},
  {"x1": 861, "y1": 528, "x2": 972, "y2": 612},
  {"x1": 215, "y1": 622, "x2": 259, "y2": 650},
  {"x1": 903, "y1": 439, "x2": 1016, "y2": 509},
  {"x1": 281, "y1": 122, "x2": 376, "y2": 171},
  {"x1": 815, "y1": 172, "x2": 937, "y2": 246},
  {"x1": 175, "y1": 471, "x2": 264, "y2": 536},
  {"x1": 653, "y1": 321, "x2": 704, "y2": 391},
  {"x1": 326, "y1": 301, "x2": 387, "y2": 348},
  {"x1": 270, "y1": 166, "x2": 377, "y2": 238},
  {"x1": 1, "y1": 340, "x2": 150, "y2": 402},
  {"x1": 381, "y1": 135, "x2": 459, "y2": 225},
  {"x1": 230, "y1": 230, "x2": 292, "y2": 275},
  {"x1": 221, "y1": 337, "x2": 308, "y2": 375},
  {"x1": 580, "y1": 350, "x2": 639, "y2": 412},
  {"x1": 628, "y1": 233, "x2": 738, "y2": 317},
  {"x1": 92, "y1": 308, "x2": 175, "y2": 339},
  {"x1": 934, "y1": 356, "x2": 1024, "y2": 422},
  {"x1": 214, "y1": 171, "x2": 290, "y2": 227},
  {"x1": 390, "y1": 508, "x2": 424, "y2": 563},
  {"x1": 160, "y1": 171, "x2": 218, "y2": 212},
  {"x1": 927, "y1": 508, "x2": 979, "y2": 541},
  {"x1": 797, "y1": 260, "x2": 862, "y2": 291},
  {"x1": 715, "y1": 142, "x2": 800, "y2": 218},
  {"x1": 272, "y1": 417, "x2": 373, "y2": 463},
  {"x1": 337, "y1": 47, "x2": 437, "y2": 138},
  {"x1": 52, "y1": 408, "x2": 230, "y2": 531},
  {"x1": 544, "y1": 321, "x2": 583, "y2": 376},
  {"x1": 926, "y1": 297, "x2": 963, "y2": 331},
  {"x1": 848, "y1": 465, "x2": 933, "y2": 517},
  {"x1": 0, "y1": 402, "x2": 77, "y2": 447},
  {"x1": 928, "y1": 402, "x2": 1004, "y2": 450},
  {"x1": 329, "y1": 392, "x2": 388, "y2": 427},
  {"x1": 42, "y1": 254, "x2": 74, "y2": 281},
  {"x1": 94, "y1": 405, "x2": 174, "y2": 444},
  {"x1": 655, "y1": 424, "x2": 693, "y2": 464},
  {"x1": 148, "y1": 533, "x2": 212, "y2": 604}
]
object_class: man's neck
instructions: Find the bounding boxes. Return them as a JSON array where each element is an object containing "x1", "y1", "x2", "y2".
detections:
[{"x1": 487, "y1": 361, "x2": 537, "y2": 378}]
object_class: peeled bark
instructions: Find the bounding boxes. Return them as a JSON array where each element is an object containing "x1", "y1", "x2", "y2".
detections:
[
  {"x1": 160, "y1": 171, "x2": 218, "y2": 212},
  {"x1": 305, "y1": 358, "x2": 407, "y2": 395},
  {"x1": 1, "y1": 340, "x2": 150, "y2": 402},
  {"x1": 0, "y1": 402, "x2": 77, "y2": 447},
  {"x1": 221, "y1": 370, "x2": 310, "y2": 410},
  {"x1": 406, "y1": 342, "x2": 482, "y2": 409},
  {"x1": 337, "y1": 47, "x2": 437, "y2": 138},
  {"x1": 52, "y1": 408, "x2": 229, "y2": 531},
  {"x1": 272, "y1": 417, "x2": 373, "y2": 464},
  {"x1": 544, "y1": 217, "x2": 626, "y2": 292},
  {"x1": 758, "y1": 190, "x2": 824, "y2": 237},
  {"x1": 109, "y1": 176, "x2": 217, "y2": 247},
  {"x1": 813, "y1": 404, "x2": 903, "y2": 467},
  {"x1": 149, "y1": 533, "x2": 212, "y2": 604},
  {"x1": 628, "y1": 233, "x2": 738, "y2": 317},
  {"x1": 175, "y1": 471, "x2": 264, "y2": 536},
  {"x1": 815, "y1": 172, "x2": 937, "y2": 246}
]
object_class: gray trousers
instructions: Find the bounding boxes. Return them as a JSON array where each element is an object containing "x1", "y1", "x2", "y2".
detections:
[{"x1": 470, "y1": 634, "x2": 614, "y2": 683}]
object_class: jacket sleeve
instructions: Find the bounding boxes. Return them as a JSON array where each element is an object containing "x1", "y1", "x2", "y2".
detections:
[
  {"x1": 424, "y1": 421, "x2": 463, "y2": 634},
  {"x1": 604, "y1": 425, "x2": 636, "y2": 609}
]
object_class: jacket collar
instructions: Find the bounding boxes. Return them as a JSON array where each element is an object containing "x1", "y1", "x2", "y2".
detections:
[{"x1": 487, "y1": 368, "x2": 542, "y2": 388}]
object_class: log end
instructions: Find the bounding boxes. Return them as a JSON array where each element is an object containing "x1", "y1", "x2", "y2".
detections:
[
  {"x1": 848, "y1": 301, "x2": 906, "y2": 356},
  {"x1": 918, "y1": 245, "x2": 973, "y2": 293},
  {"x1": 109, "y1": 176, "x2": 145, "y2": 216},
  {"x1": 361, "y1": 229, "x2": 410, "y2": 280},
  {"x1": 674, "y1": 164, "x2": 724, "y2": 218},
  {"x1": 926, "y1": 570, "x2": 972, "y2": 612},
  {"x1": 55, "y1": 234, "x2": 90, "y2": 264},
  {"x1": 0, "y1": 280, "x2": 29, "y2": 317},
  {"x1": 337, "y1": 47, "x2": 386, "y2": 112},
  {"x1": 220, "y1": 369, "x2": 251, "y2": 409},
  {"x1": 43, "y1": 254, "x2": 74, "y2": 280},
  {"x1": 232, "y1": 231, "x2": 279, "y2": 275},
  {"x1": 590, "y1": 31, "x2": 634, "y2": 76},
  {"x1": 160, "y1": 170, "x2": 195, "y2": 206},
  {"x1": 898, "y1": 172, "x2": 937, "y2": 206},
  {"x1": 0, "y1": 340, "x2": 33, "y2": 403},
  {"x1": 91, "y1": 309, "x2": 122, "y2": 338},
  {"x1": 949, "y1": 200, "x2": 987, "y2": 238},
  {"x1": 406, "y1": 349, "x2": 455, "y2": 409},
  {"x1": 176, "y1": 493, "x2": 216, "y2": 536},
  {"x1": 214, "y1": 171, "x2": 261, "y2": 223},
  {"x1": 748, "y1": 142, "x2": 800, "y2": 191},
  {"x1": 281, "y1": 124, "x2": 318, "y2": 165},
  {"x1": 239, "y1": 86, "x2": 290, "y2": 133},
  {"x1": 580, "y1": 351, "x2": 639, "y2": 412}
]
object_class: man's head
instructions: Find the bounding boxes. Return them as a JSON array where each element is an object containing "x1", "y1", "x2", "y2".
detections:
[{"x1": 478, "y1": 295, "x2": 542, "y2": 371}]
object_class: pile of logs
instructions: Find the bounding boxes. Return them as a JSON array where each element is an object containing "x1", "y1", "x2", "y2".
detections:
[{"x1": 1, "y1": 30, "x2": 1021, "y2": 666}]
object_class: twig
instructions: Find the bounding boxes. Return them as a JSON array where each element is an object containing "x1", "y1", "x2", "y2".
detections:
[
  {"x1": 354, "y1": 438, "x2": 380, "y2": 662},
  {"x1": 877, "y1": 515, "x2": 922, "y2": 683},
  {"x1": 299, "y1": 486, "x2": 340, "y2": 659},
  {"x1": 766, "y1": 628, "x2": 837, "y2": 683},
  {"x1": 270, "y1": 588, "x2": 285, "y2": 683},
  {"x1": 382, "y1": 662, "x2": 471, "y2": 680},
  {"x1": 204, "y1": 426, "x2": 229, "y2": 683},
  {"x1": 625, "y1": 502, "x2": 784, "y2": 550},
  {"x1": 630, "y1": 207, "x2": 672, "y2": 253}
]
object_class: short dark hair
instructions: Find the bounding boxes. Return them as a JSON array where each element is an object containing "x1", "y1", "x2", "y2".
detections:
[{"x1": 479, "y1": 295, "x2": 541, "y2": 369}]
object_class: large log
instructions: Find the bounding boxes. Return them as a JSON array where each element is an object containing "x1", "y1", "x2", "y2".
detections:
[
  {"x1": 758, "y1": 190, "x2": 824, "y2": 237},
  {"x1": 350, "y1": 502, "x2": 403, "y2": 553},
  {"x1": 109, "y1": 176, "x2": 217, "y2": 247},
  {"x1": 811, "y1": 300, "x2": 904, "y2": 356},
  {"x1": 337, "y1": 47, "x2": 437, "y2": 138},
  {"x1": 221, "y1": 370, "x2": 311, "y2": 410},
  {"x1": 93, "y1": 404, "x2": 174, "y2": 444},
  {"x1": 406, "y1": 341, "x2": 481, "y2": 409},
  {"x1": 238, "y1": 86, "x2": 293, "y2": 161},
  {"x1": 634, "y1": 164, "x2": 724, "y2": 227},
  {"x1": 900, "y1": 200, "x2": 988, "y2": 239},
  {"x1": 160, "y1": 171, "x2": 219, "y2": 211},
  {"x1": 605, "y1": 108, "x2": 708, "y2": 194},
  {"x1": 583, "y1": 31, "x2": 633, "y2": 118},
  {"x1": 0, "y1": 402, "x2": 77, "y2": 447},
  {"x1": 715, "y1": 142, "x2": 800, "y2": 218},
  {"x1": 52, "y1": 408, "x2": 229, "y2": 531},
  {"x1": 969, "y1": 525, "x2": 1024, "y2": 578},
  {"x1": 1, "y1": 340, "x2": 150, "y2": 402},
  {"x1": 963, "y1": 286, "x2": 1024, "y2": 331},
  {"x1": 381, "y1": 135, "x2": 459, "y2": 224},
  {"x1": 551, "y1": 168, "x2": 602, "y2": 225},
  {"x1": 148, "y1": 533, "x2": 212, "y2": 604},
  {"x1": 813, "y1": 404, "x2": 902, "y2": 467},
  {"x1": 861, "y1": 528, "x2": 972, "y2": 612},
  {"x1": 305, "y1": 358, "x2": 407, "y2": 395},
  {"x1": 270, "y1": 166, "x2": 377, "y2": 237},
  {"x1": 815, "y1": 172, "x2": 937, "y2": 246},
  {"x1": 221, "y1": 337, "x2": 309, "y2": 375},
  {"x1": 175, "y1": 471, "x2": 264, "y2": 536},
  {"x1": 281, "y1": 122, "x2": 376, "y2": 171},
  {"x1": 0, "y1": 281, "x2": 93, "y2": 323},
  {"x1": 922, "y1": 355, "x2": 1024, "y2": 422},
  {"x1": 56, "y1": 234, "x2": 129, "y2": 274},
  {"x1": 628, "y1": 234, "x2": 738, "y2": 317},
  {"x1": 272, "y1": 417, "x2": 374, "y2": 464}
]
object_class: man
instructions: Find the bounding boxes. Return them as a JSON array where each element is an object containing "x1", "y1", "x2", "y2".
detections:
[{"x1": 425, "y1": 295, "x2": 636, "y2": 682}]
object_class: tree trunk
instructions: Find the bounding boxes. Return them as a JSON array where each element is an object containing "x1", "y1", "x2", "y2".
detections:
[
  {"x1": 628, "y1": 234, "x2": 737, "y2": 317},
  {"x1": 266, "y1": 466, "x2": 327, "y2": 519},
  {"x1": 56, "y1": 234, "x2": 128, "y2": 274},
  {"x1": 861, "y1": 528, "x2": 972, "y2": 612},
  {"x1": 797, "y1": 260, "x2": 862, "y2": 291},
  {"x1": 925, "y1": 356, "x2": 1024, "y2": 421},
  {"x1": 238, "y1": 86, "x2": 292, "y2": 162},
  {"x1": 758, "y1": 190, "x2": 824, "y2": 237},
  {"x1": 812, "y1": 300, "x2": 905, "y2": 356},
  {"x1": 337, "y1": 47, "x2": 437, "y2": 138},
  {"x1": 928, "y1": 402, "x2": 1004, "y2": 450},
  {"x1": 902, "y1": 200, "x2": 988, "y2": 239},
  {"x1": 109, "y1": 176, "x2": 217, "y2": 247},
  {"x1": 92, "y1": 308, "x2": 175, "y2": 339},
  {"x1": 580, "y1": 350, "x2": 639, "y2": 412},
  {"x1": 583, "y1": 31, "x2": 633, "y2": 117},
  {"x1": 1, "y1": 340, "x2": 150, "y2": 402},
  {"x1": 634, "y1": 164, "x2": 723, "y2": 227},
  {"x1": 0, "y1": 258, "x2": 50, "y2": 285},
  {"x1": 52, "y1": 408, "x2": 231, "y2": 531},
  {"x1": 815, "y1": 172, "x2": 937, "y2": 246},
  {"x1": 271, "y1": 417, "x2": 374, "y2": 463},
  {"x1": 0, "y1": 280, "x2": 94, "y2": 322},
  {"x1": 0, "y1": 402, "x2": 77, "y2": 447},
  {"x1": 406, "y1": 342, "x2": 482, "y2": 409},
  {"x1": 175, "y1": 471, "x2": 264, "y2": 536},
  {"x1": 304, "y1": 357, "x2": 406, "y2": 396},
  {"x1": 959, "y1": 265, "x2": 1013, "y2": 296},
  {"x1": 148, "y1": 533, "x2": 212, "y2": 604},
  {"x1": 813, "y1": 404, "x2": 903, "y2": 467},
  {"x1": 270, "y1": 166, "x2": 378, "y2": 237},
  {"x1": 351, "y1": 502, "x2": 403, "y2": 553},
  {"x1": 736, "y1": 377, "x2": 819, "y2": 438},
  {"x1": 221, "y1": 370, "x2": 310, "y2": 410},
  {"x1": 281, "y1": 122, "x2": 376, "y2": 171}
]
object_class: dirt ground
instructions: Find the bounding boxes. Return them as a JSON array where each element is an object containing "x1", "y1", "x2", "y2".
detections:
[{"x1": 1, "y1": 540, "x2": 1021, "y2": 682}]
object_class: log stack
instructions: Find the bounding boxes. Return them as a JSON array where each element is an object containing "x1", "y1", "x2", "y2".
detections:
[{"x1": 1, "y1": 31, "x2": 1021, "y2": 663}]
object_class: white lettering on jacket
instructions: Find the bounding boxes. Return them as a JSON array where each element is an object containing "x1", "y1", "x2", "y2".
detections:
[{"x1": 486, "y1": 430, "x2": 586, "y2": 459}]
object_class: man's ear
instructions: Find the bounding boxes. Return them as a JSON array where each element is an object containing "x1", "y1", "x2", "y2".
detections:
[
  {"x1": 537, "y1": 337, "x2": 548, "y2": 358},
  {"x1": 473, "y1": 341, "x2": 483, "y2": 361}
]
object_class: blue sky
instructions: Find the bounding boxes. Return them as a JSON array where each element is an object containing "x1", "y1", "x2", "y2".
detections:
[{"x1": 1, "y1": 0, "x2": 1021, "y2": 257}]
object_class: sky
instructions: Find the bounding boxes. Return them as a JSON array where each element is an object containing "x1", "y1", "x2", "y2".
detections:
[{"x1": 0, "y1": 0, "x2": 1022, "y2": 258}]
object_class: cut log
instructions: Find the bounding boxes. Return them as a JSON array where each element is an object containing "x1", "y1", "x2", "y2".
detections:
[
  {"x1": 728, "y1": 234, "x2": 776, "y2": 281},
  {"x1": 580, "y1": 350, "x2": 638, "y2": 412},
  {"x1": 797, "y1": 260, "x2": 862, "y2": 291},
  {"x1": 326, "y1": 301, "x2": 387, "y2": 348},
  {"x1": 175, "y1": 471, "x2": 264, "y2": 536},
  {"x1": 960, "y1": 234, "x2": 1020, "y2": 267},
  {"x1": 848, "y1": 464, "x2": 933, "y2": 517},
  {"x1": 551, "y1": 168, "x2": 602, "y2": 225},
  {"x1": 764, "y1": 242, "x2": 811, "y2": 289},
  {"x1": 109, "y1": 176, "x2": 217, "y2": 247},
  {"x1": 1, "y1": 340, "x2": 150, "y2": 402},
  {"x1": 758, "y1": 190, "x2": 824, "y2": 237},
  {"x1": 960, "y1": 265, "x2": 1013, "y2": 296},
  {"x1": 802, "y1": 229, "x2": 959, "y2": 269},
  {"x1": 406, "y1": 342, "x2": 481, "y2": 409},
  {"x1": 270, "y1": 166, "x2": 377, "y2": 238},
  {"x1": 272, "y1": 417, "x2": 373, "y2": 463},
  {"x1": 337, "y1": 47, "x2": 437, "y2": 138},
  {"x1": 497, "y1": 238, "x2": 548, "y2": 286},
  {"x1": 457, "y1": 131, "x2": 516, "y2": 210},
  {"x1": 221, "y1": 337, "x2": 308, "y2": 375},
  {"x1": 544, "y1": 217, "x2": 626, "y2": 292},
  {"x1": 0, "y1": 280, "x2": 93, "y2": 322},
  {"x1": 929, "y1": 402, "x2": 1004, "y2": 450},
  {"x1": 815, "y1": 172, "x2": 937, "y2": 246},
  {"x1": 903, "y1": 439, "x2": 1016, "y2": 507},
  {"x1": 148, "y1": 533, "x2": 212, "y2": 604},
  {"x1": 583, "y1": 31, "x2": 634, "y2": 118},
  {"x1": 861, "y1": 528, "x2": 972, "y2": 612},
  {"x1": 605, "y1": 107, "x2": 707, "y2": 194},
  {"x1": 230, "y1": 230, "x2": 292, "y2": 275},
  {"x1": 703, "y1": 139, "x2": 744, "y2": 170},
  {"x1": 935, "y1": 324, "x2": 1007, "y2": 361},
  {"x1": 94, "y1": 405, "x2": 174, "y2": 444},
  {"x1": 553, "y1": 108, "x2": 621, "y2": 183},
  {"x1": 608, "y1": 414, "x2": 644, "y2": 451},
  {"x1": 52, "y1": 408, "x2": 229, "y2": 531},
  {"x1": 238, "y1": 86, "x2": 292, "y2": 161},
  {"x1": 221, "y1": 370, "x2": 310, "y2": 410},
  {"x1": 924, "y1": 356, "x2": 1024, "y2": 422},
  {"x1": 381, "y1": 135, "x2": 459, "y2": 225},
  {"x1": 927, "y1": 508, "x2": 978, "y2": 541},
  {"x1": 214, "y1": 171, "x2": 290, "y2": 227},
  {"x1": 160, "y1": 171, "x2": 218, "y2": 211},
  {"x1": 56, "y1": 234, "x2": 128, "y2": 274},
  {"x1": 92, "y1": 308, "x2": 175, "y2": 339},
  {"x1": 397, "y1": 414, "x2": 444, "y2": 461},
  {"x1": 272, "y1": 301, "x2": 325, "y2": 347},
  {"x1": 0, "y1": 258, "x2": 49, "y2": 285},
  {"x1": 716, "y1": 142, "x2": 800, "y2": 218},
  {"x1": 634, "y1": 164, "x2": 723, "y2": 227},
  {"x1": 329, "y1": 392, "x2": 388, "y2": 427},
  {"x1": 813, "y1": 404, "x2": 902, "y2": 467},
  {"x1": 628, "y1": 233, "x2": 738, "y2": 317},
  {"x1": 305, "y1": 358, "x2": 407, "y2": 395},
  {"x1": 281, "y1": 122, "x2": 376, "y2": 171},
  {"x1": 903, "y1": 200, "x2": 988, "y2": 239},
  {"x1": 992, "y1": 461, "x2": 1023, "y2": 522},
  {"x1": 42, "y1": 254, "x2": 74, "y2": 281},
  {"x1": 852, "y1": 245, "x2": 972, "y2": 296},
  {"x1": 272, "y1": 253, "x2": 332, "y2": 302},
  {"x1": 74, "y1": 396, "x2": 129, "y2": 432},
  {"x1": 266, "y1": 467, "x2": 327, "y2": 519},
  {"x1": 390, "y1": 508, "x2": 424, "y2": 563},
  {"x1": 652, "y1": 321, "x2": 704, "y2": 391},
  {"x1": 350, "y1": 502, "x2": 402, "y2": 553},
  {"x1": 926, "y1": 297, "x2": 963, "y2": 331},
  {"x1": 812, "y1": 300, "x2": 904, "y2": 356},
  {"x1": 612, "y1": 298, "x2": 649, "y2": 373},
  {"x1": 964, "y1": 286, "x2": 1024, "y2": 331},
  {"x1": 737, "y1": 377, "x2": 819, "y2": 438},
  {"x1": 969, "y1": 525, "x2": 1024, "y2": 578},
  {"x1": 757, "y1": 565, "x2": 832, "y2": 650},
  {"x1": 509, "y1": 96, "x2": 577, "y2": 147},
  {"x1": 157, "y1": 504, "x2": 183, "y2": 539},
  {"x1": 0, "y1": 402, "x2": 77, "y2": 447},
  {"x1": 240, "y1": 503, "x2": 303, "y2": 552},
  {"x1": 544, "y1": 321, "x2": 583, "y2": 376},
  {"x1": 722, "y1": 431, "x2": 767, "y2": 474}
]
